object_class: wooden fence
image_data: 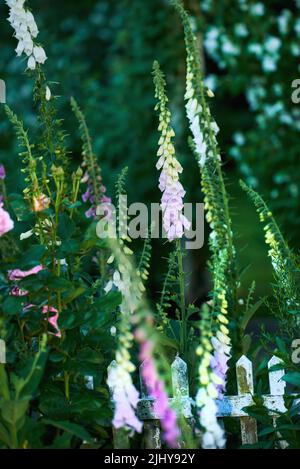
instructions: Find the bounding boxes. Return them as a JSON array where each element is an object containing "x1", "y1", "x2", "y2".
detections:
[
  {"x1": 107, "y1": 355, "x2": 291, "y2": 449},
  {"x1": 0, "y1": 340, "x2": 292, "y2": 449}
]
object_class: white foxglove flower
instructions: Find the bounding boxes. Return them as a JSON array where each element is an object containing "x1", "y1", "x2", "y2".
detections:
[
  {"x1": 33, "y1": 46, "x2": 47, "y2": 64},
  {"x1": 5, "y1": 0, "x2": 47, "y2": 70},
  {"x1": 27, "y1": 55, "x2": 36, "y2": 70},
  {"x1": 20, "y1": 229, "x2": 33, "y2": 240},
  {"x1": 45, "y1": 86, "x2": 51, "y2": 101}
]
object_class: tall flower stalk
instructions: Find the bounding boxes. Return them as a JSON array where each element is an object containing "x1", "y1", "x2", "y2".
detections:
[
  {"x1": 241, "y1": 181, "x2": 300, "y2": 334},
  {"x1": 172, "y1": 0, "x2": 236, "y2": 448},
  {"x1": 106, "y1": 220, "x2": 180, "y2": 447},
  {"x1": 71, "y1": 98, "x2": 111, "y2": 220},
  {"x1": 153, "y1": 62, "x2": 190, "y2": 243},
  {"x1": 153, "y1": 61, "x2": 191, "y2": 357}
]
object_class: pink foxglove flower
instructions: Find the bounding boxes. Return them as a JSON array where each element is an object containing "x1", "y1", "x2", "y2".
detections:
[
  {"x1": 8, "y1": 265, "x2": 43, "y2": 298},
  {"x1": 153, "y1": 62, "x2": 190, "y2": 241},
  {"x1": 22, "y1": 304, "x2": 61, "y2": 338},
  {"x1": 0, "y1": 204, "x2": 14, "y2": 236},
  {"x1": 107, "y1": 362, "x2": 142, "y2": 433},
  {"x1": 42, "y1": 306, "x2": 61, "y2": 338},
  {"x1": 11, "y1": 286, "x2": 29, "y2": 297},
  {"x1": 8, "y1": 264, "x2": 43, "y2": 281},
  {"x1": 81, "y1": 172, "x2": 112, "y2": 220},
  {"x1": 0, "y1": 165, "x2": 6, "y2": 180},
  {"x1": 139, "y1": 339, "x2": 180, "y2": 448}
]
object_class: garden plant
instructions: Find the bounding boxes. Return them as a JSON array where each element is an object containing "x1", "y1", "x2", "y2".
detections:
[{"x1": 0, "y1": 0, "x2": 300, "y2": 452}]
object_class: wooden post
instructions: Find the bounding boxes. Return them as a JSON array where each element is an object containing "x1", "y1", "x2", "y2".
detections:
[
  {"x1": 268, "y1": 356, "x2": 288, "y2": 449},
  {"x1": 139, "y1": 360, "x2": 161, "y2": 449},
  {"x1": 107, "y1": 360, "x2": 130, "y2": 449},
  {"x1": 171, "y1": 355, "x2": 189, "y2": 398},
  {"x1": 171, "y1": 355, "x2": 194, "y2": 447},
  {"x1": 236, "y1": 355, "x2": 258, "y2": 445}
]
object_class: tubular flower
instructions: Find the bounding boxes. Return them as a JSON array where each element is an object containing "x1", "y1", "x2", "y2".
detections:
[
  {"x1": 153, "y1": 61, "x2": 190, "y2": 241},
  {"x1": 22, "y1": 304, "x2": 61, "y2": 338},
  {"x1": 195, "y1": 302, "x2": 227, "y2": 450},
  {"x1": 8, "y1": 265, "x2": 43, "y2": 297},
  {"x1": 105, "y1": 240, "x2": 143, "y2": 434},
  {"x1": 5, "y1": 0, "x2": 47, "y2": 70},
  {"x1": 81, "y1": 172, "x2": 111, "y2": 220},
  {"x1": 106, "y1": 235, "x2": 180, "y2": 446},
  {"x1": 107, "y1": 356, "x2": 142, "y2": 433},
  {"x1": 0, "y1": 165, "x2": 6, "y2": 180},
  {"x1": 8, "y1": 264, "x2": 43, "y2": 281},
  {"x1": 42, "y1": 306, "x2": 61, "y2": 338},
  {"x1": 0, "y1": 204, "x2": 14, "y2": 236},
  {"x1": 172, "y1": 0, "x2": 236, "y2": 449},
  {"x1": 138, "y1": 339, "x2": 180, "y2": 448},
  {"x1": 185, "y1": 69, "x2": 219, "y2": 168},
  {"x1": 32, "y1": 193, "x2": 50, "y2": 212}
]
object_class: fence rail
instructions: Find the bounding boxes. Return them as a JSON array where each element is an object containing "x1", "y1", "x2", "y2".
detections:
[{"x1": 107, "y1": 354, "x2": 295, "y2": 449}]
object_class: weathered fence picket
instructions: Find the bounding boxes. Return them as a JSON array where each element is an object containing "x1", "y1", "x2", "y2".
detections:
[
  {"x1": 235, "y1": 356, "x2": 258, "y2": 445},
  {"x1": 268, "y1": 356, "x2": 288, "y2": 449},
  {"x1": 107, "y1": 354, "x2": 295, "y2": 449}
]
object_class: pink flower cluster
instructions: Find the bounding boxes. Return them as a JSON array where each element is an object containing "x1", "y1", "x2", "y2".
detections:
[
  {"x1": 0, "y1": 204, "x2": 14, "y2": 237},
  {"x1": 42, "y1": 305, "x2": 61, "y2": 338},
  {"x1": 158, "y1": 172, "x2": 191, "y2": 241},
  {"x1": 210, "y1": 332, "x2": 231, "y2": 396},
  {"x1": 0, "y1": 165, "x2": 6, "y2": 180},
  {"x1": 139, "y1": 340, "x2": 180, "y2": 448},
  {"x1": 8, "y1": 265, "x2": 61, "y2": 337},
  {"x1": 81, "y1": 172, "x2": 112, "y2": 219},
  {"x1": 107, "y1": 363, "x2": 142, "y2": 433}
]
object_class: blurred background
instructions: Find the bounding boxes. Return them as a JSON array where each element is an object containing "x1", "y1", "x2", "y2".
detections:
[{"x1": 0, "y1": 0, "x2": 299, "y2": 316}]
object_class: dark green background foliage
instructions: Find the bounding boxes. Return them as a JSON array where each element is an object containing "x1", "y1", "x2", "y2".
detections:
[
  {"x1": 0, "y1": 0, "x2": 300, "y2": 450},
  {"x1": 1, "y1": 0, "x2": 299, "y2": 224},
  {"x1": 1, "y1": 0, "x2": 298, "y2": 282}
]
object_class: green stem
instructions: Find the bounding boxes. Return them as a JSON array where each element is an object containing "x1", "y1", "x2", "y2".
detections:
[
  {"x1": 9, "y1": 425, "x2": 18, "y2": 449},
  {"x1": 64, "y1": 372, "x2": 70, "y2": 401},
  {"x1": 177, "y1": 239, "x2": 186, "y2": 357}
]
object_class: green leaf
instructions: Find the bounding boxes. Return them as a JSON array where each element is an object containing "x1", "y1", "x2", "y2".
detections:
[
  {"x1": 93, "y1": 291, "x2": 122, "y2": 313},
  {"x1": 0, "y1": 422, "x2": 10, "y2": 447},
  {"x1": 282, "y1": 372, "x2": 300, "y2": 387},
  {"x1": 10, "y1": 194, "x2": 33, "y2": 222},
  {"x1": 2, "y1": 296, "x2": 24, "y2": 316},
  {"x1": 58, "y1": 213, "x2": 76, "y2": 240},
  {"x1": 258, "y1": 426, "x2": 276, "y2": 437},
  {"x1": 1, "y1": 398, "x2": 30, "y2": 426},
  {"x1": 42, "y1": 419, "x2": 93, "y2": 443},
  {"x1": 0, "y1": 365, "x2": 10, "y2": 400},
  {"x1": 240, "y1": 297, "x2": 266, "y2": 331},
  {"x1": 62, "y1": 286, "x2": 86, "y2": 304},
  {"x1": 19, "y1": 245, "x2": 46, "y2": 268},
  {"x1": 13, "y1": 335, "x2": 48, "y2": 399},
  {"x1": 46, "y1": 276, "x2": 73, "y2": 291}
]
